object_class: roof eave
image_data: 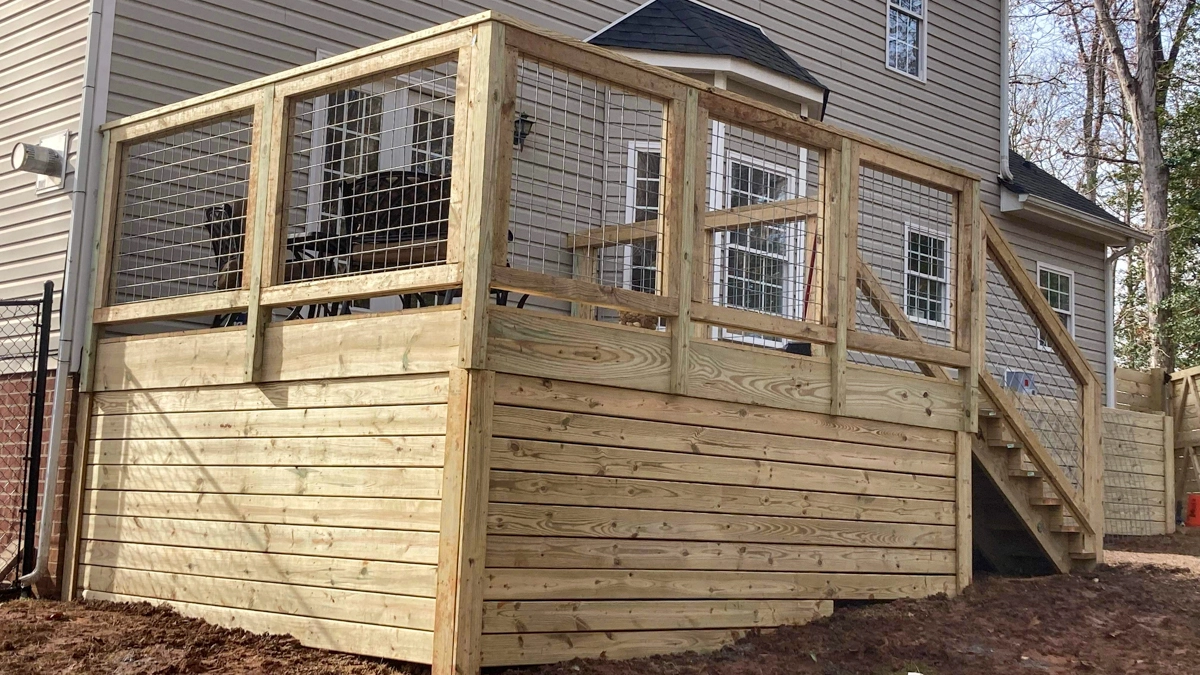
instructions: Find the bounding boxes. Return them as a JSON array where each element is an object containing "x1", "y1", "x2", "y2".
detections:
[
  {"x1": 608, "y1": 48, "x2": 828, "y2": 120},
  {"x1": 1000, "y1": 187, "x2": 1150, "y2": 246}
]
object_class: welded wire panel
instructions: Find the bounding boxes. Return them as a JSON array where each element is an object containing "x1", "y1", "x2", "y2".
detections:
[
  {"x1": 700, "y1": 119, "x2": 823, "y2": 346},
  {"x1": 856, "y1": 166, "x2": 956, "y2": 345},
  {"x1": 508, "y1": 58, "x2": 665, "y2": 317},
  {"x1": 985, "y1": 256, "x2": 1083, "y2": 488},
  {"x1": 112, "y1": 115, "x2": 253, "y2": 304},
  {"x1": 285, "y1": 60, "x2": 457, "y2": 287}
]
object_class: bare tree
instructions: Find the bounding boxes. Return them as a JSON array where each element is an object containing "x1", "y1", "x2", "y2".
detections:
[{"x1": 1093, "y1": 0, "x2": 1198, "y2": 369}]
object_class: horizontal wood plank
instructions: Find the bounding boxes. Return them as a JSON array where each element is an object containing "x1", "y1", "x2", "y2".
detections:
[
  {"x1": 87, "y1": 465, "x2": 443, "y2": 499},
  {"x1": 89, "y1": 436, "x2": 445, "y2": 468},
  {"x1": 81, "y1": 565, "x2": 436, "y2": 630},
  {"x1": 489, "y1": 438, "x2": 955, "y2": 501},
  {"x1": 483, "y1": 568, "x2": 956, "y2": 600},
  {"x1": 486, "y1": 504, "x2": 954, "y2": 549},
  {"x1": 81, "y1": 540, "x2": 438, "y2": 597},
  {"x1": 485, "y1": 535, "x2": 956, "y2": 574},
  {"x1": 489, "y1": 470, "x2": 955, "y2": 525},
  {"x1": 82, "y1": 515, "x2": 439, "y2": 564},
  {"x1": 80, "y1": 591, "x2": 433, "y2": 664},
  {"x1": 91, "y1": 405, "x2": 447, "y2": 439},
  {"x1": 492, "y1": 407, "x2": 956, "y2": 476},
  {"x1": 480, "y1": 628, "x2": 742, "y2": 667},
  {"x1": 492, "y1": 374, "x2": 956, "y2": 453},
  {"x1": 83, "y1": 490, "x2": 441, "y2": 532},
  {"x1": 92, "y1": 374, "x2": 450, "y2": 415},
  {"x1": 487, "y1": 307, "x2": 671, "y2": 392},
  {"x1": 481, "y1": 599, "x2": 832, "y2": 633}
]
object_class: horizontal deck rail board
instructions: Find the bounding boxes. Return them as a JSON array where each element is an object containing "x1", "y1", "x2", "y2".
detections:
[
  {"x1": 489, "y1": 437, "x2": 955, "y2": 501},
  {"x1": 89, "y1": 436, "x2": 446, "y2": 468},
  {"x1": 480, "y1": 599, "x2": 832, "y2": 634},
  {"x1": 259, "y1": 265, "x2": 463, "y2": 309},
  {"x1": 82, "y1": 514, "x2": 441, "y2": 564},
  {"x1": 80, "y1": 565, "x2": 437, "y2": 631},
  {"x1": 93, "y1": 291, "x2": 250, "y2": 325},
  {"x1": 83, "y1": 489, "x2": 442, "y2": 532},
  {"x1": 491, "y1": 407, "x2": 956, "y2": 476},
  {"x1": 488, "y1": 470, "x2": 956, "y2": 525},
  {"x1": 491, "y1": 267, "x2": 679, "y2": 317},
  {"x1": 81, "y1": 540, "x2": 438, "y2": 597},
  {"x1": 485, "y1": 535, "x2": 955, "y2": 574},
  {"x1": 492, "y1": 374, "x2": 956, "y2": 453},
  {"x1": 486, "y1": 503, "x2": 954, "y2": 549},
  {"x1": 482, "y1": 568, "x2": 956, "y2": 601}
]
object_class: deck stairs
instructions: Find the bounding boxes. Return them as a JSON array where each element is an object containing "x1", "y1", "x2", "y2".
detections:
[{"x1": 972, "y1": 405, "x2": 1098, "y2": 575}]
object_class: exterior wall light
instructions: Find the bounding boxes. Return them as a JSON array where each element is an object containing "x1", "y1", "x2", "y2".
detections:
[
  {"x1": 513, "y1": 112, "x2": 534, "y2": 150},
  {"x1": 10, "y1": 131, "x2": 70, "y2": 193}
]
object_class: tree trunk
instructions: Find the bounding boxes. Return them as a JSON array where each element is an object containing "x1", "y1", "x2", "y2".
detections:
[{"x1": 1140, "y1": 115, "x2": 1173, "y2": 369}]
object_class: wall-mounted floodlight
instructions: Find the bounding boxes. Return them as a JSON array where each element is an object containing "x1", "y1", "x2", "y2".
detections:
[{"x1": 11, "y1": 131, "x2": 69, "y2": 192}]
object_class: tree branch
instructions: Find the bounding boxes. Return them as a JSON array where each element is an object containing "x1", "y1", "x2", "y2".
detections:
[
  {"x1": 1163, "y1": 0, "x2": 1199, "y2": 89},
  {"x1": 1093, "y1": 0, "x2": 1141, "y2": 114}
]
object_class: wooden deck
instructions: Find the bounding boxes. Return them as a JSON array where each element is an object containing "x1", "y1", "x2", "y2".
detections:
[{"x1": 60, "y1": 12, "x2": 1106, "y2": 674}]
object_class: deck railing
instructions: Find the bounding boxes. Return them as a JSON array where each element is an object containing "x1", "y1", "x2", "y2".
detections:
[{"x1": 82, "y1": 12, "x2": 1104, "y2": 559}]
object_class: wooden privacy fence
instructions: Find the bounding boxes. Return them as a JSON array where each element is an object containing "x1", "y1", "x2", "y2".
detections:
[
  {"x1": 1102, "y1": 407, "x2": 1174, "y2": 536},
  {"x1": 1117, "y1": 367, "x2": 1168, "y2": 414},
  {"x1": 67, "y1": 12, "x2": 1108, "y2": 672},
  {"x1": 1171, "y1": 366, "x2": 1200, "y2": 510}
]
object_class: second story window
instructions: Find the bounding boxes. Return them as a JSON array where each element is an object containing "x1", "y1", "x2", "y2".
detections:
[
  {"x1": 905, "y1": 225, "x2": 948, "y2": 327},
  {"x1": 887, "y1": 0, "x2": 926, "y2": 80},
  {"x1": 625, "y1": 142, "x2": 662, "y2": 293},
  {"x1": 1037, "y1": 263, "x2": 1074, "y2": 350}
]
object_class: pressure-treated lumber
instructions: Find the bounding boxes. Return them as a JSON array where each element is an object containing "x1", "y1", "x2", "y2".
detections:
[{"x1": 481, "y1": 599, "x2": 832, "y2": 633}]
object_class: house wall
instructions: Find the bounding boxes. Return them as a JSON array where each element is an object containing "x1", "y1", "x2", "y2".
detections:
[
  {"x1": 0, "y1": 0, "x2": 91, "y2": 353},
  {"x1": 73, "y1": 307, "x2": 462, "y2": 663}
]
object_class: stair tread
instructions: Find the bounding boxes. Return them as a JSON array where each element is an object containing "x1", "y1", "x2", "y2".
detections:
[
  {"x1": 1009, "y1": 468, "x2": 1042, "y2": 478},
  {"x1": 1029, "y1": 496, "x2": 1062, "y2": 506},
  {"x1": 1071, "y1": 551, "x2": 1097, "y2": 560}
]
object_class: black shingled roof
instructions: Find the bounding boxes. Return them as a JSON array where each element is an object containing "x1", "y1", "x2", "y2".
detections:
[
  {"x1": 1003, "y1": 150, "x2": 1122, "y2": 225},
  {"x1": 588, "y1": 0, "x2": 826, "y2": 92}
]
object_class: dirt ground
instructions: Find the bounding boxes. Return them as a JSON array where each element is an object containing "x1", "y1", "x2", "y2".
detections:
[{"x1": 5, "y1": 531, "x2": 1200, "y2": 674}]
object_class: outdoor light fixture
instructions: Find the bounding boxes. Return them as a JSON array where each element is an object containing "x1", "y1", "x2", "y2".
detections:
[
  {"x1": 10, "y1": 131, "x2": 70, "y2": 192},
  {"x1": 513, "y1": 112, "x2": 534, "y2": 150}
]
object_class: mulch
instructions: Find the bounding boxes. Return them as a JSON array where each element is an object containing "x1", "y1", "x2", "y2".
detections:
[{"x1": 5, "y1": 531, "x2": 1200, "y2": 674}]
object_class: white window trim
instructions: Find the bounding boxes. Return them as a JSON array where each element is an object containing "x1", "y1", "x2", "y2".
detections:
[
  {"x1": 1036, "y1": 261, "x2": 1075, "y2": 352},
  {"x1": 885, "y1": 0, "x2": 928, "y2": 83},
  {"x1": 710, "y1": 150, "x2": 807, "y2": 347},
  {"x1": 903, "y1": 222, "x2": 951, "y2": 329},
  {"x1": 620, "y1": 140, "x2": 663, "y2": 293}
]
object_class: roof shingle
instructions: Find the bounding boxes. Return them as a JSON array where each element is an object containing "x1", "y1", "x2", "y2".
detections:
[
  {"x1": 587, "y1": 0, "x2": 825, "y2": 91},
  {"x1": 1003, "y1": 150, "x2": 1122, "y2": 225}
]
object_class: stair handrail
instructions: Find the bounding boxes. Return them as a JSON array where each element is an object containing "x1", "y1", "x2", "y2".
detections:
[
  {"x1": 979, "y1": 206, "x2": 1103, "y2": 542},
  {"x1": 979, "y1": 372, "x2": 1095, "y2": 534}
]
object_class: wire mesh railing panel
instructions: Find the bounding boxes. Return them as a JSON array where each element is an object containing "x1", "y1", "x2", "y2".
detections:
[
  {"x1": 856, "y1": 166, "x2": 956, "y2": 345},
  {"x1": 700, "y1": 119, "x2": 824, "y2": 347},
  {"x1": 113, "y1": 115, "x2": 254, "y2": 304},
  {"x1": 0, "y1": 292, "x2": 52, "y2": 588},
  {"x1": 284, "y1": 60, "x2": 457, "y2": 294},
  {"x1": 508, "y1": 57, "x2": 665, "y2": 319},
  {"x1": 985, "y1": 255, "x2": 1083, "y2": 488}
]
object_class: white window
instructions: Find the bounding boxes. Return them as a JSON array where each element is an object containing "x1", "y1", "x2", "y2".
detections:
[
  {"x1": 904, "y1": 224, "x2": 949, "y2": 328},
  {"x1": 1037, "y1": 262, "x2": 1074, "y2": 350},
  {"x1": 623, "y1": 142, "x2": 662, "y2": 294},
  {"x1": 887, "y1": 0, "x2": 926, "y2": 80},
  {"x1": 710, "y1": 148, "x2": 806, "y2": 346}
]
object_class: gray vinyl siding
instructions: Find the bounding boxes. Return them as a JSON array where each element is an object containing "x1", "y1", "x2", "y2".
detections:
[
  {"x1": 0, "y1": 0, "x2": 91, "y2": 365},
  {"x1": 99, "y1": 0, "x2": 1107, "y2": 386}
]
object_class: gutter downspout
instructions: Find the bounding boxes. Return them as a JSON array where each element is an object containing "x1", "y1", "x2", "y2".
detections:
[
  {"x1": 999, "y1": 0, "x2": 1013, "y2": 181},
  {"x1": 1105, "y1": 237, "x2": 1137, "y2": 408},
  {"x1": 19, "y1": 0, "x2": 115, "y2": 588}
]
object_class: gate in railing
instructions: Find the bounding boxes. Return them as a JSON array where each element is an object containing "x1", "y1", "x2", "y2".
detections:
[{"x1": 0, "y1": 282, "x2": 53, "y2": 590}]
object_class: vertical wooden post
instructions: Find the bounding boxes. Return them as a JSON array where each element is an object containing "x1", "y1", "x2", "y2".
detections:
[
  {"x1": 664, "y1": 89, "x2": 700, "y2": 396},
  {"x1": 954, "y1": 430, "x2": 973, "y2": 593},
  {"x1": 1081, "y1": 378, "x2": 1105, "y2": 561},
  {"x1": 828, "y1": 138, "x2": 859, "y2": 417},
  {"x1": 434, "y1": 368, "x2": 495, "y2": 675},
  {"x1": 1149, "y1": 366, "x2": 1167, "y2": 413},
  {"x1": 1164, "y1": 412, "x2": 1176, "y2": 534},
  {"x1": 243, "y1": 85, "x2": 281, "y2": 382},
  {"x1": 456, "y1": 23, "x2": 510, "y2": 370},
  {"x1": 956, "y1": 187, "x2": 983, "y2": 433}
]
